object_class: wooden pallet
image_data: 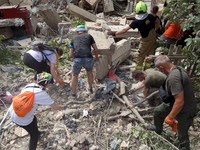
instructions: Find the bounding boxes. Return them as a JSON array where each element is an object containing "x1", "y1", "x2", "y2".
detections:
[{"x1": 149, "y1": 44, "x2": 187, "y2": 65}]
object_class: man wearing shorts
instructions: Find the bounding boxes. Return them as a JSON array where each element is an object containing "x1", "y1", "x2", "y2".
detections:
[{"x1": 69, "y1": 25, "x2": 99, "y2": 98}]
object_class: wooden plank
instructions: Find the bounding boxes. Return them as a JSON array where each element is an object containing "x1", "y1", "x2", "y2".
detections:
[
  {"x1": 176, "y1": 45, "x2": 182, "y2": 54},
  {"x1": 168, "y1": 44, "x2": 174, "y2": 55},
  {"x1": 149, "y1": 55, "x2": 187, "y2": 59}
]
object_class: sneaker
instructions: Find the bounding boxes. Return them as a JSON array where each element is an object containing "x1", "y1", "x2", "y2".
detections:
[
  {"x1": 86, "y1": 88, "x2": 93, "y2": 94},
  {"x1": 71, "y1": 91, "x2": 76, "y2": 98}
]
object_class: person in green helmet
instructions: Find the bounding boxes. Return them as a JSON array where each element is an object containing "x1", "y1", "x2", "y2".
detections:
[{"x1": 107, "y1": 1, "x2": 160, "y2": 70}]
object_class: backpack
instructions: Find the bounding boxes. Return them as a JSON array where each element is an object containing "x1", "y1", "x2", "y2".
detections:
[
  {"x1": 30, "y1": 41, "x2": 56, "y2": 63},
  {"x1": 13, "y1": 86, "x2": 40, "y2": 117}
]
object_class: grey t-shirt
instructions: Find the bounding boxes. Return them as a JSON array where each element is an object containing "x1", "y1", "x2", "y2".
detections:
[
  {"x1": 144, "y1": 69, "x2": 166, "y2": 89},
  {"x1": 70, "y1": 33, "x2": 95, "y2": 58},
  {"x1": 166, "y1": 66, "x2": 197, "y2": 112}
]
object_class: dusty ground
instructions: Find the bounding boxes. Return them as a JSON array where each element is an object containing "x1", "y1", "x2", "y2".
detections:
[{"x1": 0, "y1": 52, "x2": 200, "y2": 150}]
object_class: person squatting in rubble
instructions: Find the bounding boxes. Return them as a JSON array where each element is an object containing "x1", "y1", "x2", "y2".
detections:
[
  {"x1": 152, "y1": 55, "x2": 198, "y2": 150},
  {"x1": 107, "y1": 1, "x2": 160, "y2": 70},
  {"x1": 9, "y1": 73, "x2": 67, "y2": 150},
  {"x1": 23, "y1": 41, "x2": 65, "y2": 86},
  {"x1": 69, "y1": 25, "x2": 99, "y2": 98},
  {"x1": 132, "y1": 68, "x2": 166, "y2": 106}
]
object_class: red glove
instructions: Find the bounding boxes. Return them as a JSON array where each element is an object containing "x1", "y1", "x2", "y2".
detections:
[
  {"x1": 107, "y1": 30, "x2": 116, "y2": 36},
  {"x1": 165, "y1": 116, "x2": 178, "y2": 132},
  {"x1": 58, "y1": 80, "x2": 65, "y2": 86}
]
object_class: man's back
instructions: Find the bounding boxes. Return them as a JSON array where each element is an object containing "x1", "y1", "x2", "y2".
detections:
[
  {"x1": 144, "y1": 69, "x2": 166, "y2": 89},
  {"x1": 70, "y1": 33, "x2": 95, "y2": 58},
  {"x1": 166, "y1": 66, "x2": 197, "y2": 112}
]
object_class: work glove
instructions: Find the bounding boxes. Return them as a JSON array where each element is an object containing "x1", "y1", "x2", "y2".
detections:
[
  {"x1": 58, "y1": 80, "x2": 65, "y2": 86},
  {"x1": 94, "y1": 55, "x2": 100, "y2": 60},
  {"x1": 165, "y1": 116, "x2": 178, "y2": 132},
  {"x1": 107, "y1": 30, "x2": 116, "y2": 36}
]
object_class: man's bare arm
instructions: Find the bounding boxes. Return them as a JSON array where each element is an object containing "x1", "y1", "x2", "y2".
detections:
[
  {"x1": 116, "y1": 26, "x2": 131, "y2": 35},
  {"x1": 143, "y1": 88, "x2": 149, "y2": 97},
  {"x1": 168, "y1": 91, "x2": 184, "y2": 119},
  {"x1": 92, "y1": 43, "x2": 99, "y2": 59},
  {"x1": 135, "y1": 80, "x2": 144, "y2": 90},
  {"x1": 69, "y1": 48, "x2": 74, "y2": 59}
]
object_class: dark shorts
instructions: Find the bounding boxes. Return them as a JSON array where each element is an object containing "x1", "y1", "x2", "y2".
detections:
[{"x1": 72, "y1": 58, "x2": 94, "y2": 75}]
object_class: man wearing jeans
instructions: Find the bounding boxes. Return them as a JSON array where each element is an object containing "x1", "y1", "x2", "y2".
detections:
[{"x1": 69, "y1": 25, "x2": 99, "y2": 98}]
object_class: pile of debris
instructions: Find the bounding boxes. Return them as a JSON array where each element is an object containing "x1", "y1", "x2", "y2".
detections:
[{"x1": 1, "y1": 0, "x2": 200, "y2": 150}]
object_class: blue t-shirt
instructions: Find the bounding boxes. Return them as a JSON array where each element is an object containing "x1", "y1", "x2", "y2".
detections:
[{"x1": 129, "y1": 14, "x2": 156, "y2": 38}]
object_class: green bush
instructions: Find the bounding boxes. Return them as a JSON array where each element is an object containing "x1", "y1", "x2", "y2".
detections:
[{"x1": 71, "y1": 18, "x2": 85, "y2": 28}]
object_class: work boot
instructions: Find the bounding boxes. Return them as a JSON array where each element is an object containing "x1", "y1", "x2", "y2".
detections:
[
  {"x1": 86, "y1": 88, "x2": 93, "y2": 94},
  {"x1": 70, "y1": 91, "x2": 76, "y2": 98}
]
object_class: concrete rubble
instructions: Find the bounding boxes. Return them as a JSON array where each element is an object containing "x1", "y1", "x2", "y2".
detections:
[{"x1": 1, "y1": 0, "x2": 200, "y2": 150}]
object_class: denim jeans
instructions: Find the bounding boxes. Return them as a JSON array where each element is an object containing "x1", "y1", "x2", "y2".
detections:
[{"x1": 72, "y1": 58, "x2": 94, "y2": 75}]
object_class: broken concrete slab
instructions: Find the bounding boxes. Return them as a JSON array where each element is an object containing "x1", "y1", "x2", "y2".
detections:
[
  {"x1": 32, "y1": 5, "x2": 61, "y2": 31},
  {"x1": 14, "y1": 127, "x2": 28, "y2": 137},
  {"x1": 120, "y1": 18, "x2": 126, "y2": 26},
  {"x1": 9, "y1": 0, "x2": 32, "y2": 5},
  {"x1": 107, "y1": 25, "x2": 140, "y2": 38},
  {"x1": 85, "y1": 22, "x2": 103, "y2": 32},
  {"x1": 85, "y1": 19, "x2": 106, "y2": 32},
  {"x1": 67, "y1": 3, "x2": 98, "y2": 22},
  {"x1": 0, "y1": 27, "x2": 13, "y2": 39},
  {"x1": 88, "y1": 30, "x2": 115, "y2": 55},
  {"x1": 16, "y1": 37, "x2": 31, "y2": 47},
  {"x1": 58, "y1": 22, "x2": 71, "y2": 35},
  {"x1": 112, "y1": 39, "x2": 131, "y2": 68},
  {"x1": 30, "y1": 14, "x2": 38, "y2": 33},
  {"x1": 85, "y1": 0, "x2": 99, "y2": 9},
  {"x1": 95, "y1": 55, "x2": 111, "y2": 79},
  {"x1": 103, "y1": 0, "x2": 114, "y2": 13},
  {"x1": 0, "y1": 0, "x2": 9, "y2": 5},
  {"x1": 40, "y1": 27, "x2": 53, "y2": 36}
]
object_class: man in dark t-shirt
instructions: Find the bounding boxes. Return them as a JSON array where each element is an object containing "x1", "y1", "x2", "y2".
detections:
[
  {"x1": 150, "y1": 5, "x2": 164, "y2": 37},
  {"x1": 153, "y1": 55, "x2": 198, "y2": 150},
  {"x1": 107, "y1": 1, "x2": 160, "y2": 70},
  {"x1": 69, "y1": 25, "x2": 99, "y2": 98}
]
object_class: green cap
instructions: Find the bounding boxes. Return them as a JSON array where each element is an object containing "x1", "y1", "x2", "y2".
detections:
[{"x1": 75, "y1": 25, "x2": 87, "y2": 32}]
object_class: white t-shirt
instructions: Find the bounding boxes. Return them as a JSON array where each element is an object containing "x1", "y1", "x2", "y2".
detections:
[
  {"x1": 9, "y1": 83, "x2": 54, "y2": 126},
  {"x1": 27, "y1": 50, "x2": 56, "y2": 64}
]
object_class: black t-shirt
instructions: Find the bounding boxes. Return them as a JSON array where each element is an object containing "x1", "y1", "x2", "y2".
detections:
[
  {"x1": 129, "y1": 14, "x2": 156, "y2": 38},
  {"x1": 156, "y1": 15, "x2": 164, "y2": 35},
  {"x1": 70, "y1": 33, "x2": 95, "y2": 58}
]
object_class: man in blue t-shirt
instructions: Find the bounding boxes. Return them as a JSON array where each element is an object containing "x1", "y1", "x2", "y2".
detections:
[
  {"x1": 107, "y1": 1, "x2": 159, "y2": 70},
  {"x1": 69, "y1": 25, "x2": 99, "y2": 98}
]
